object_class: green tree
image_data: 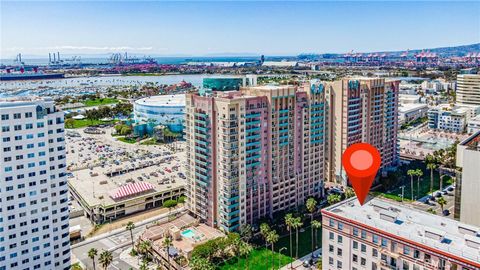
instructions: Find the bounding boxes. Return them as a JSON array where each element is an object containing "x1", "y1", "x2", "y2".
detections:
[
  {"x1": 260, "y1": 223, "x2": 271, "y2": 250},
  {"x1": 266, "y1": 230, "x2": 279, "y2": 270},
  {"x1": 140, "y1": 259, "x2": 149, "y2": 270},
  {"x1": 126, "y1": 221, "x2": 135, "y2": 251},
  {"x1": 239, "y1": 224, "x2": 253, "y2": 243},
  {"x1": 305, "y1": 198, "x2": 317, "y2": 258},
  {"x1": 327, "y1": 194, "x2": 341, "y2": 205},
  {"x1": 162, "y1": 235, "x2": 173, "y2": 270},
  {"x1": 99, "y1": 250, "x2": 113, "y2": 270},
  {"x1": 415, "y1": 169, "x2": 423, "y2": 199},
  {"x1": 437, "y1": 197, "x2": 447, "y2": 213},
  {"x1": 137, "y1": 240, "x2": 152, "y2": 260},
  {"x1": 407, "y1": 169, "x2": 416, "y2": 200},
  {"x1": 311, "y1": 220, "x2": 322, "y2": 251},
  {"x1": 316, "y1": 258, "x2": 322, "y2": 269},
  {"x1": 284, "y1": 213, "x2": 294, "y2": 269},
  {"x1": 65, "y1": 118, "x2": 75, "y2": 129},
  {"x1": 427, "y1": 163, "x2": 437, "y2": 197},
  {"x1": 189, "y1": 256, "x2": 214, "y2": 270},
  {"x1": 344, "y1": 187, "x2": 355, "y2": 199},
  {"x1": 71, "y1": 263, "x2": 83, "y2": 270},
  {"x1": 427, "y1": 208, "x2": 436, "y2": 214},
  {"x1": 238, "y1": 240, "x2": 253, "y2": 269},
  {"x1": 163, "y1": 199, "x2": 178, "y2": 215},
  {"x1": 88, "y1": 248, "x2": 98, "y2": 270},
  {"x1": 292, "y1": 217, "x2": 303, "y2": 259}
]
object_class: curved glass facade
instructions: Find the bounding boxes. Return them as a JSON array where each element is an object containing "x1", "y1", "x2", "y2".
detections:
[{"x1": 134, "y1": 101, "x2": 185, "y2": 132}]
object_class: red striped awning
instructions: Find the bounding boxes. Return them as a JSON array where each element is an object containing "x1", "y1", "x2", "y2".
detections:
[{"x1": 111, "y1": 182, "x2": 155, "y2": 200}]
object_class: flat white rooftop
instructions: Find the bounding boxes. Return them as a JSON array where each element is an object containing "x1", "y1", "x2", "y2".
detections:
[
  {"x1": 135, "y1": 95, "x2": 186, "y2": 107},
  {"x1": 323, "y1": 197, "x2": 480, "y2": 265},
  {"x1": 399, "y1": 103, "x2": 428, "y2": 113}
]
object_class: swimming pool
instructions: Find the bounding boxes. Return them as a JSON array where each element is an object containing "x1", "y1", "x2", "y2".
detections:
[{"x1": 181, "y1": 229, "x2": 195, "y2": 238}]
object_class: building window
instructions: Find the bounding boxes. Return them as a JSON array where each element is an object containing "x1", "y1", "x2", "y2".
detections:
[
  {"x1": 372, "y1": 234, "x2": 379, "y2": 244},
  {"x1": 353, "y1": 241, "x2": 358, "y2": 249},
  {"x1": 381, "y1": 238, "x2": 388, "y2": 247},
  {"x1": 337, "y1": 235, "x2": 343, "y2": 243}
]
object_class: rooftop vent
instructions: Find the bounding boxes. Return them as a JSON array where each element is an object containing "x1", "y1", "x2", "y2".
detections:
[
  {"x1": 458, "y1": 224, "x2": 480, "y2": 237},
  {"x1": 465, "y1": 234, "x2": 480, "y2": 249},
  {"x1": 379, "y1": 210, "x2": 398, "y2": 223},
  {"x1": 372, "y1": 200, "x2": 391, "y2": 212},
  {"x1": 425, "y1": 227, "x2": 446, "y2": 242}
]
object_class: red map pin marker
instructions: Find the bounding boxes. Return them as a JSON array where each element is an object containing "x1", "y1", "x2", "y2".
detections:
[{"x1": 342, "y1": 143, "x2": 381, "y2": 205}]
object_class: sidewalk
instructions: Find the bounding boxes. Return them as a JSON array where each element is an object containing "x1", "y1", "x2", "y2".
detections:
[{"x1": 281, "y1": 248, "x2": 322, "y2": 270}]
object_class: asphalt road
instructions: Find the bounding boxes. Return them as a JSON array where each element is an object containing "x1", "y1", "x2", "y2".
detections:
[{"x1": 72, "y1": 208, "x2": 185, "y2": 270}]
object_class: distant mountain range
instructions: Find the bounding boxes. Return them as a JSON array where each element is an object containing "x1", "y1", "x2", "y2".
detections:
[{"x1": 298, "y1": 43, "x2": 480, "y2": 58}]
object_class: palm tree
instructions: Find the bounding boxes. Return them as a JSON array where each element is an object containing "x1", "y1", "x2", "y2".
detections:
[
  {"x1": 260, "y1": 223, "x2": 271, "y2": 250},
  {"x1": 238, "y1": 241, "x2": 253, "y2": 269},
  {"x1": 284, "y1": 213, "x2": 294, "y2": 269},
  {"x1": 292, "y1": 217, "x2": 303, "y2": 259},
  {"x1": 162, "y1": 235, "x2": 173, "y2": 270},
  {"x1": 305, "y1": 198, "x2": 317, "y2": 258},
  {"x1": 311, "y1": 220, "x2": 322, "y2": 251},
  {"x1": 140, "y1": 259, "x2": 149, "y2": 270},
  {"x1": 427, "y1": 163, "x2": 437, "y2": 197},
  {"x1": 99, "y1": 250, "x2": 113, "y2": 270},
  {"x1": 126, "y1": 221, "x2": 135, "y2": 251},
  {"x1": 407, "y1": 169, "x2": 416, "y2": 200},
  {"x1": 266, "y1": 230, "x2": 279, "y2": 270},
  {"x1": 437, "y1": 197, "x2": 447, "y2": 213},
  {"x1": 137, "y1": 240, "x2": 152, "y2": 260},
  {"x1": 88, "y1": 248, "x2": 98, "y2": 270},
  {"x1": 415, "y1": 169, "x2": 423, "y2": 199}
]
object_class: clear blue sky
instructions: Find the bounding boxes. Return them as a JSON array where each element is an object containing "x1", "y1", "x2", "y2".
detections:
[{"x1": 1, "y1": 1, "x2": 479, "y2": 57}]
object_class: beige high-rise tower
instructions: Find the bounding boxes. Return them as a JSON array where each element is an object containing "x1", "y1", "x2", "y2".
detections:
[{"x1": 325, "y1": 78, "x2": 399, "y2": 185}]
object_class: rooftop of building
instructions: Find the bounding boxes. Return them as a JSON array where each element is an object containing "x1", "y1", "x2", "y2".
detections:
[
  {"x1": 68, "y1": 152, "x2": 186, "y2": 207},
  {"x1": 323, "y1": 197, "x2": 480, "y2": 264},
  {"x1": 141, "y1": 214, "x2": 224, "y2": 257},
  {"x1": 399, "y1": 103, "x2": 428, "y2": 113},
  {"x1": 134, "y1": 95, "x2": 185, "y2": 107},
  {"x1": 459, "y1": 130, "x2": 480, "y2": 150},
  {"x1": 0, "y1": 96, "x2": 54, "y2": 106}
]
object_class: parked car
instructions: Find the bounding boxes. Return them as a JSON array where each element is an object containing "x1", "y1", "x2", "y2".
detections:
[{"x1": 442, "y1": 209, "x2": 450, "y2": 216}]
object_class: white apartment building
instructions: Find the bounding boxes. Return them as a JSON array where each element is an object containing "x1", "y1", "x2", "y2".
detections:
[
  {"x1": 456, "y1": 131, "x2": 480, "y2": 227},
  {"x1": 0, "y1": 98, "x2": 71, "y2": 270},
  {"x1": 322, "y1": 197, "x2": 480, "y2": 270},
  {"x1": 428, "y1": 104, "x2": 480, "y2": 133},
  {"x1": 457, "y1": 74, "x2": 480, "y2": 106},
  {"x1": 467, "y1": 115, "x2": 480, "y2": 134}
]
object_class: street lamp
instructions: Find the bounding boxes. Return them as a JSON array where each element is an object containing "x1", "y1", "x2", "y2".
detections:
[{"x1": 279, "y1": 247, "x2": 287, "y2": 269}]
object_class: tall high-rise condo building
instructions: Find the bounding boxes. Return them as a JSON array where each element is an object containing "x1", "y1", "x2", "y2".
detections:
[
  {"x1": 325, "y1": 78, "x2": 399, "y2": 185},
  {"x1": 0, "y1": 98, "x2": 70, "y2": 270},
  {"x1": 456, "y1": 74, "x2": 480, "y2": 106},
  {"x1": 185, "y1": 83, "x2": 327, "y2": 232}
]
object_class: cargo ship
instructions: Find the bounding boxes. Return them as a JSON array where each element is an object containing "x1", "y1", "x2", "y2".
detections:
[
  {"x1": 1, "y1": 53, "x2": 64, "y2": 81},
  {"x1": 0, "y1": 67, "x2": 64, "y2": 81}
]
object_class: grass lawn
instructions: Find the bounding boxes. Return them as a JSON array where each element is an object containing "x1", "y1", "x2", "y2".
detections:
[
  {"x1": 275, "y1": 223, "x2": 322, "y2": 258},
  {"x1": 219, "y1": 249, "x2": 293, "y2": 270},
  {"x1": 118, "y1": 137, "x2": 137, "y2": 144},
  {"x1": 66, "y1": 119, "x2": 112, "y2": 129},
  {"x1": 84, "y1": 98, "x2": 118, "y2": 107}
]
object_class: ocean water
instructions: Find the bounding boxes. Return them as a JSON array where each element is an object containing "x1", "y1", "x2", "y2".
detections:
[{"x1": 0, "y1": 56, "x2": 264, "y2": 66}]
